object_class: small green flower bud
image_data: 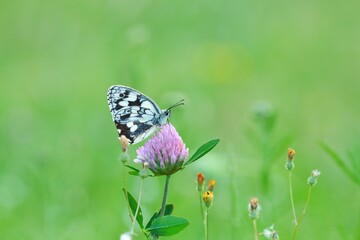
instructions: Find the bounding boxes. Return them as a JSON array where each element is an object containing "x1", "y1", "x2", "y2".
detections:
[
  {"x1": 120, "y1": 152, "x2": 129, "y2": 164},
  {"x1": 285, "y1": 161, "x2": 295, "y2": 171},
  {"x1": 307, "y1": 169, "x2": 321, "y2": 186},
  {"x1": 139, "y1": 162, "x2": 150, "y2": 179}
]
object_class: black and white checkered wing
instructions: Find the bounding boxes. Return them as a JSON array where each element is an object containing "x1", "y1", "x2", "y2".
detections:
[{"x1": 107, "y1": 85, "x2": 162, "y2": 144}]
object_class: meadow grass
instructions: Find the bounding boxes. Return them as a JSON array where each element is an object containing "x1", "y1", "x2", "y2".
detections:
[{"x1": 1, "y1": 0, "x2": 360, "y2": 239}]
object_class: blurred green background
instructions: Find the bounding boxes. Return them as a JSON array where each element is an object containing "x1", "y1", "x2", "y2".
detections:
[{"x1": 1, "y1": 0, "x2": 359, "y2": 239}]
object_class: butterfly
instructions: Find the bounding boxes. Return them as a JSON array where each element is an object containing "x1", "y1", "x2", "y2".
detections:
[{"x1": 107, "y1": 85, "x2": 184, "y2": 144}]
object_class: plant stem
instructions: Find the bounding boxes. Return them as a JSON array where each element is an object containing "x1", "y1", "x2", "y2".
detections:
[
  {"x1": 159, "y1": 175, "x2": 171, "y2": 217},
  {"x1": 152, "y1": 176, "x2": 171, "y2": 240},
  {"x1": 289, "y1": 171, "x2": 297, "y2": 225},
  {"x1": 130, "y1": 177, "x2": 144, "y2": 235},
  {"x1": 204, "y1": 207, "x2": 209, "y2": 240},
  {"x1": 123, "y1": 163, "x2": 133, "y2": 222},
  {"x1": 293, "y1": 186, "x2": 312, "y2": 240},
  {"x1": 252, "y1": 219, "x2": 259, "y2": 240},
  {"x1": 199, "y1": 191, "x2": 204, "y2": 222}
]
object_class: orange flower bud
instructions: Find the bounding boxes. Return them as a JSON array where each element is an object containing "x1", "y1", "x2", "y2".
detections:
[
  {"x1": 196, "y1": 173, "x2": 205, "y2": 192},
  {"x1": 208, "y1": 180, "x2": 216, "y2": 192},
  {"x1": 197, "y1": 173, "x2": 205, "y2": 184},
  {"x1": 288, "y1": 148, "x2": 296, "y2": 161}
]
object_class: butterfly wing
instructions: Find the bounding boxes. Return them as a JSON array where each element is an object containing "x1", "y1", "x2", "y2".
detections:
[{"x1": 107, "y1": 85, "x2": 162, "y2": 144}]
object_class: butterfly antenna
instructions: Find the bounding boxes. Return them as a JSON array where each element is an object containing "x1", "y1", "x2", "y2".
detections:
[{"x1": 167, "y1": 99, "x2": 185, "y2": 110}]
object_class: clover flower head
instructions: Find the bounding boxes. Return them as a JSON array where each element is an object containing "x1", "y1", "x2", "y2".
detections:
[{"x1": 134, "y1": 123, "x2": 189, "y2": 176}]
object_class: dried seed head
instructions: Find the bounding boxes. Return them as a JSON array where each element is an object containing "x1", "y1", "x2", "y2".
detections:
[{"x1": 248, "y1": 197, "x2": 261, "y2": 219}]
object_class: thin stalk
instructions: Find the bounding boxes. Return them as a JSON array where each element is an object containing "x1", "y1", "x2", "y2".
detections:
[
  {"x1": 252, "y1": 219, "x2": 259, "y2": 240},
  {"x1": 293, "y1": 186, "x2": 312, "y2": 240},
  {"x1": 199, "y1": 191, "x2": 204, "y2": 222},
  {"x1": 289, "y1": 171, "x2": 297, "y2": 225},
  {"x1": 123, "y1": 163, "x2": 133, "y2": 222},
  {"x1": 204, "y1": 207, "x2": 209, "y2": 240},
  {"x1": 159, "y1": 175, "x2": 171, "y2": 217},
  {"x1": 130, "y1": 177, "x2": 144, "y2": 234}
]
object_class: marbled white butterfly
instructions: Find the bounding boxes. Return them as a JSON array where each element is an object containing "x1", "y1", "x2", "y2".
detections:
[{"x1": 107, "y1": 85, "x2": 184, "y2": 144}]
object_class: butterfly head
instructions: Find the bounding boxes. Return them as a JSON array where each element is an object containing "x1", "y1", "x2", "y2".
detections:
[{"x1": 158, "y1": 99, "x2": 184, "y2": 125}]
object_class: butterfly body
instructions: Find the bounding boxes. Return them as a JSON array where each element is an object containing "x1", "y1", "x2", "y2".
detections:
[{"x1": 107, "y1": 85, "x2": 174, "y2": 144}]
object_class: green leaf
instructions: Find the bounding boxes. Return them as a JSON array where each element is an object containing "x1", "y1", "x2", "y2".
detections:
[
  {"x1": 122, "y1": 188, "x2": 144, "y2": 229},
  {"x1": 319, "y1": 141, "x2": 360, "y2": 186},
  {"x1": 124, "y1": 164, "x2": 140, "y2": 173},
  {"x1": 145, "y1": 212, "x2": 159, "y2": 230},
  {"x1": 163, "y1": 204, "x2": 174, "y2": 216},
  {"x1": 145, "y1": 204, "x2": 174, "y2": 229},
  {"x1": 184, "y1": 139, "x2": 220, "y2": 167},
  {"x1": 145, "y1": 216, "x2": 189, "y2": 236},
  {"x1": 128, "y1": 171, "x2": 140, "y2": 176}
]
